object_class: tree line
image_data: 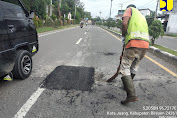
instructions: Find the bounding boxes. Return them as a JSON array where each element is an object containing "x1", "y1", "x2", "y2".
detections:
[{"x1": 20, "y1": 0, "x2": 92, "y2": 27}]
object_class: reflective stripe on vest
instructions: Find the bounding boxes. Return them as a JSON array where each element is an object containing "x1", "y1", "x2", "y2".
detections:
[{"x1": 130, "y1": 31, "x2": 149, "y2": 40}]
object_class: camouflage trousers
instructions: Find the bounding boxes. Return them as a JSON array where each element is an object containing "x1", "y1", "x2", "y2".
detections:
[{"x1": 119, "y1": 47, "x2": 148, "y2": 77}]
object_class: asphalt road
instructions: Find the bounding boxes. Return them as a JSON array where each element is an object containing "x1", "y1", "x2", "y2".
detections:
[
  {"x1": 1, "y1": 25, "x2": 177, "y2": 118},
  {"x1": 155, "y1": 36, "x2": 177, "y2": 51}
]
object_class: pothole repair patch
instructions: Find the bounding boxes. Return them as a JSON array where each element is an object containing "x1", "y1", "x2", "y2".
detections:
[{"x1": 41, "y1": 66, "x2": 95, "y2": 91}]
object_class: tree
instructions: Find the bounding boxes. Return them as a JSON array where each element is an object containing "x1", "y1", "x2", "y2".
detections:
[
  {"x1": 145, "y1": 11, "x2": 155, "y2": 26},
  {"x1": 117, "y1": 20, "x2": 122, "y2": 28},
  {"x1": 103, "y1": 21, "x2": 108, "y2": 26},
  {"x1": 106, "y1": 18, "x2": 113, "y2": 29},
  {"x1": 52, "y1": 0, "x2": 59, "y2": 18},
  {"x1": 149, "y1": 20, "x2": 164, "y2": 45},
  {"x1": 146, "y1": 17, "x2": 154, "y2": 26},
  {"x1": 77, "y1": 7, "x2": 84, "y2": 19},
  {"x1": 84, "y1": 11, "x2": 91, "y2": 20},
  {"x1": 52, "y1": 0, "x2": 86, "y2": 23},
  {"x1": 21, "y1": 0, "x2": 50, "y2": 19},
  {"x1": 32, "y1": 0, "x2": 47, "y2": 19},
  {"x1": 151, "y1": 11, "x2": 155, "y2": 17},
  {"x1": 92, "y1": 17, "x2": 101, "y2": 22},
  {"x1": 75, "y1": 11, "x2": 81, "y2": 23},
  {"x1": 110, "y1": 21, "x2": 116, "y2": 27},
  {"x1": 60, "y1": 1, "x2": 70, "y2": 16}
]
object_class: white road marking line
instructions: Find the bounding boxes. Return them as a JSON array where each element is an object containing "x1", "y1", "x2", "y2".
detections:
[
  {"x1": 76, "y1": 38, "x2": 83, "y2": 44},
  {"x1": 86, "y1": 27, "x2": 90, "y2": 32},
  {"x1": 13, "y1": 88, "x2": 45, "y2": 118},
  {"x1": 39, "y1": 27, "x2": 78, "y2": 37},
  {"x1": 85, "y1": 32, "x2": 87, "y2": 35}
]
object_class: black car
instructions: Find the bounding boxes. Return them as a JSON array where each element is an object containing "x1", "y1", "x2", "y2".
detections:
[{"x1": 0, "y1": 0, "x2": 38, "y2": 79}]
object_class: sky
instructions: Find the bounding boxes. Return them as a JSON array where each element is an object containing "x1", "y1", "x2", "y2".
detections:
[{"x1": 80, "y1": 0, "x2": 159, "y2": 19}]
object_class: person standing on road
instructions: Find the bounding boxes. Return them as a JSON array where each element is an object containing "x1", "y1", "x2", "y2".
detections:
[{"x1": 119, "y1": 4, "x2": 150, "y2": 104}]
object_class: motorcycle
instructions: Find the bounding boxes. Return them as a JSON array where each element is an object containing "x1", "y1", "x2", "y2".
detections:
[{"x1": 80, "y1": 23, "x2": 83, "y2": 28}]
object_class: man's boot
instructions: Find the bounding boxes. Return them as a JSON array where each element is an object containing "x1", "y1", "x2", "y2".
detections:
[
  {"x1": 121, "y1": 75, "x2": 138, "y2": 105},
  {"x1": 131, "y1": 73, "x2": 136, "y2": 80},
  {"x1": 122, "y1": 74, "x2": 135, "y2": 90}
]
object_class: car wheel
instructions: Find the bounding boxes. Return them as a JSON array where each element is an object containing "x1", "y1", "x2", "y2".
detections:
[{"x1": 12, "y1": 50, "x2": 32, "y2": 79}]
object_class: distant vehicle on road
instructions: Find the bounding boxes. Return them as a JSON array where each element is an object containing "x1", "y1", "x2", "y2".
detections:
[
  {"x1": 80, "y1": 21, "x2": 84, "y2": 28},
  {"x1": 0, "y1": 0, "x2": 38, "y2": 80},
  {"x1": 88, "y1": 20, "x2": 92, "y2": 25},
  {"x1": 92, "y1": 21, "x2": 95, "y2": 25}
]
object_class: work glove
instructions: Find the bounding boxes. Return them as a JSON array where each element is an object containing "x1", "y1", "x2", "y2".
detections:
[{"x1": 121, "y1": 37, "x2": 125, "y2": 45}]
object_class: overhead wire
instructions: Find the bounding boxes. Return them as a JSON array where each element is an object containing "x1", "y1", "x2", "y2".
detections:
[
  {"x1": 86, "y1": 0, "x2": 158, "y2": 18},
  {"x1": 85, "y1": 0, "x2": 136, "y2": 9},
  {"x1": 86, "y1": 0, "x2": 157, "y2": 9},
  {"x1": 86, "y1": 0, "x2": 154, "y2": 9}
]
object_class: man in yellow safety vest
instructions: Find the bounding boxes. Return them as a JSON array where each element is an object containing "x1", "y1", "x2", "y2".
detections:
[{"x1": 120, "y1": 4, "x2": 149, "y2": 104}]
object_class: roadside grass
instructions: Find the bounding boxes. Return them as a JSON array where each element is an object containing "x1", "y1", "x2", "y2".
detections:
[
  {"x1": 151, "y1": 43, "x2": 177, "y2": 56},
  {"x1": 37, "y1": 27, "x2": 55, "y2": 33},
  {"x1": 164, "y1": 33, "x2": 177, "y2": 37},
  {"x1": 37, "y1": 25, "x2": 78, "y2": 33}
]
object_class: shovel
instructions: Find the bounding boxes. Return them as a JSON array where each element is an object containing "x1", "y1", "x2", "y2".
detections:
[{"x1": 107, "y1": 46, "x2": 125, "y2": 82}]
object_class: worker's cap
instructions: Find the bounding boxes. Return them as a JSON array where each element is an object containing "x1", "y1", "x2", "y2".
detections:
[{"x1": 126, "y1": 4, "x2": 136, "y2": 8}]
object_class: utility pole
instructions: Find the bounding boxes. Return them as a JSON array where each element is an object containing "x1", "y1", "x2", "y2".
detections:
[
  {"x1": 59, "y1": 0, "x2": 64, "y2": 25},
  {"x1": 99, "y1": 11, "x2": 102, "y2": 24},
  {"x1": 99, "y1": 12, "x2": 102, "y2": 18},
  {"x1": 74, "y1": 0, "x2": 76, "y2": 24},
  {"x1": 120, "y1": 3, "x2": 123, "y2": 11},
  {"x1": 119, "y1": 3, "x2": 123, "y2": 17},
  {"x1": 57, "y1": 0, "x2": 62, "y2": 26},
  {"x1": 154, "y1": 0, "x2": 159, "y2": 20},
  {"x1": 110, "y1": 0, "x2": 113, "y2": 18},
  {"x1": 108, "y1": 0, "x2": 113, "y2": 29}
]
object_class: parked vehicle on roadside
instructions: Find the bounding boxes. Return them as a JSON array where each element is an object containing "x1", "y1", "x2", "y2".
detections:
[{"x1": 0, "y1": 0, "x2": 38, "y2": 80}]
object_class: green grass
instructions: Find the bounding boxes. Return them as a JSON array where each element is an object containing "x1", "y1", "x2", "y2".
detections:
[
  {"x1": 164, "y1": 33, "x2": 177, "y2": 37},
  {"x1": 37, "y1": 27, "x2": 56, "y2": 33},
  {"x1": 37, "y1": 25, "x2": 78, "y2": 33},
  {"x1": 151, "y1": 44, "x2": 177, "y2": 56}
]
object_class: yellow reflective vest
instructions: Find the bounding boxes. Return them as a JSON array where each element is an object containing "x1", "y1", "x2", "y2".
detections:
[{"x1": 125, "y1": 7, "x2": 150, "y2": 45}]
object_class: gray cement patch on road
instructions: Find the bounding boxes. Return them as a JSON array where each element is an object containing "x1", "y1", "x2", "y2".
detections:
[{"x1": 41, "y1": 66, "x2": 95, "y2": 91}]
